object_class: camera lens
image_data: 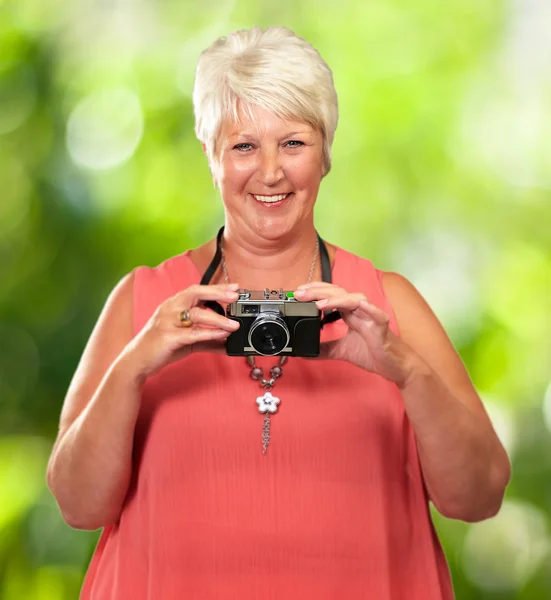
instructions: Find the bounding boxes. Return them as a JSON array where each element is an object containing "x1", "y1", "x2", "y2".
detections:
[{"x1": 249, "y1": 314, "x2": 290, "y2": 356}]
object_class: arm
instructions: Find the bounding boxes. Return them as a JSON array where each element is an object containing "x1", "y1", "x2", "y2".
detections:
[
  {"x1": 46, "y1": 275, "x2": 240, "y2": 531},
  {"x1": 382, "y1": 272, "x2": 511, "y2": 522},
  {"x1": 46, "y1": 273, "x2": 142, "y2": 530}
]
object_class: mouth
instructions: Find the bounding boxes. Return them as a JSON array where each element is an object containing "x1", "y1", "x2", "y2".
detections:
[{"x1": 250, "y1": 192, "x2": 293, "y2": 206}]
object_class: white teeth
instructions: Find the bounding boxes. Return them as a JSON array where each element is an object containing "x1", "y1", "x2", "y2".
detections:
[{"x1": 252, "y1": 193, "x2": 289, "y2": 203}]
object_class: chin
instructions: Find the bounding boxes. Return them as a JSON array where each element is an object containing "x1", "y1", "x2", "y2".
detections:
[{"x1": 254, "y1": 221, "x2": 305, "y2": 245}]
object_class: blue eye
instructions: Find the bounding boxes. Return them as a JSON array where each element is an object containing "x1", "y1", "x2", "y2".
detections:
[
  {"x1": 234, "y1": 143, "x2": 253, "y2": 151},
  {"x1": 286, "y1": 140, "x2": 304, "y2": 148}
]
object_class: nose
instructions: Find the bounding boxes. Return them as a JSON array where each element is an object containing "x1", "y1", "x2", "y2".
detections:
[{"x1": 257, "y1": 147, "x2": 284, "y2": 186}]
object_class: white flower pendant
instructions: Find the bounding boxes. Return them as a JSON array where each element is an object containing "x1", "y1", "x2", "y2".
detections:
[
  {"x1": 256, "y1": 391, "x2": 281, "y2": 454},
  {"x1": 256, "y1": 391, "x2": 281, "y2": 414}
]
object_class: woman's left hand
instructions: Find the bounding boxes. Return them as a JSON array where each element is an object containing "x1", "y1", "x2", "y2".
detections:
[{"x1": 293, "y1": 283, "x2": 418, "y2": 387}]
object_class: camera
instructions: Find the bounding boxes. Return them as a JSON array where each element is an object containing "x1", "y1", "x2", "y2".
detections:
[{"x1": 225, "y1": 288, "x2": 321, "y2": 357}]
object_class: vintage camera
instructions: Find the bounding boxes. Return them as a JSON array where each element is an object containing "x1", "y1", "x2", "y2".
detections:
[{"x1": 225, "y1": 288, "x2": 321, "y2": 357}]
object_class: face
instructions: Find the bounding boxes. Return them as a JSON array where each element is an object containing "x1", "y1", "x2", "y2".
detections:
[{"x1": 211, "y1": 104, "x2": 325, "y2": 241}]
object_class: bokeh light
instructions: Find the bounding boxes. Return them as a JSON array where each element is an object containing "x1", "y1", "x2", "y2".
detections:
[
  {"x1": 462, "y1": 500, "x2": 551, "y2": 591},
  {"x1": 66, "y1": 87, "x2": 143, "y2": 171},
  {"x1": 484, "y1": 397, "x2": 518, "y2": 458}
]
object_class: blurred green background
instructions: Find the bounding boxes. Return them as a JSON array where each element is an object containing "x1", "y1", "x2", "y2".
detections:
[{"x1": 1, "y1": 0, "x2": 551, "y2": 598}]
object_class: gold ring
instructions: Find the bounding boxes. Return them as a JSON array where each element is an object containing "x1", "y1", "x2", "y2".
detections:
[{"x1": 179, "y1": 308, "x2": 192, "y2": 327}]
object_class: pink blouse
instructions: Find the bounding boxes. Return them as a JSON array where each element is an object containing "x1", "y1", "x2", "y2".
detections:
[{"x1": 80, "y1": 246, "x2": 454, "y2": 599}]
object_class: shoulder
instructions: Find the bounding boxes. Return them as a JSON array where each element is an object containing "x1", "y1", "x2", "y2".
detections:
[
  {"x1": 379, "y1": 272, "x2": 464, "y2": 380},
  {"x1": 379, "y1": 271, "x2": 439, "y2": 338},
  {"x1": 380, "y1": 271, "x2": 425, "y2": 310},
  {"x1": 133, "y1": 247, "x2": 204, "y2": 291}
]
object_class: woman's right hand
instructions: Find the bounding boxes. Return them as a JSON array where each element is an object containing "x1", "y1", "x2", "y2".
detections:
[{"x1": 123, "y1": 283, "x2": 241, "y2": 380}]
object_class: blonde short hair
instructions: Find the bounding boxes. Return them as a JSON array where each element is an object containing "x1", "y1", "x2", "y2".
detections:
[{"x1": 193, "y1": 26, "x2": 339, "y2": 176}]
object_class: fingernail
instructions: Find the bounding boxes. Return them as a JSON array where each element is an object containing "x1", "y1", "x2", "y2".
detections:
[{"x1": 293, "y1": 289, "x2": 306, "y2": 296}]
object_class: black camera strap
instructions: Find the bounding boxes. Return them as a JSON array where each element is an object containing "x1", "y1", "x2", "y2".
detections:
[
  {"x1": 199, "y1": 226, "x2": 341, "y2": 326},
  {"x1": 199, "y1": 227, "x2": 225, "y2": 287}
]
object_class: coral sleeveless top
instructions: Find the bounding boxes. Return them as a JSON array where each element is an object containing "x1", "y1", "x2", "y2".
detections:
[{"x1": 80, "y1": 246, "x2": 454, "y2": 600}]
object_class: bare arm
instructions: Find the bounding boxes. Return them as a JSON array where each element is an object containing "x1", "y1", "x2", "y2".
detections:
[
  {"x1": 46, "y1": 273, "x2": 143, "y2": 530},
  {"x1": 383, "y1": 272, "x2": 511, "y2": 522},
  {"x1": 46, "y1": 274, "x2": 240, "y2": 531},
  {"x1": 296, "y1": 274, "x2": 511, "y2": 522},
  {"x1": 47, "y1": 361, "x2": 143, "y2": 530}
]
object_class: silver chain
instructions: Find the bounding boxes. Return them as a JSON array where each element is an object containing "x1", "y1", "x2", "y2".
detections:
[
  {"x1": 307, "y1": 237, "x2": 320, "y2": 286},
  {"x1": 220, "y1": 234, "x2": 319, "y2": 376},
  {"x1": 221, "y1": 249, "x2": 230, "y2": 287},
  {"x1": 220, "y1": 235, "x2": 319, "y2": 289},
  {"x1": 262, "y1": 414, "x2": 271, "y2": 453},
  {"x1": 220, "y1": 234, "x2": 319, "y2": 454}
]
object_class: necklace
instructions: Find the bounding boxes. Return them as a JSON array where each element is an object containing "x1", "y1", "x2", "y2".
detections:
[{"x1": 220, "y1": 235, "x2": 320, "y2": 454}]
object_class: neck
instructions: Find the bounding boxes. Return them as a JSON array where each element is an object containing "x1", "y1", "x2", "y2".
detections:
[{"x1": 221, "y1": 222, "x2": 319, "y2": 290}]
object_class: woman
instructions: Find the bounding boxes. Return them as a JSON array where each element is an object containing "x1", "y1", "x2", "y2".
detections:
[{"x1": 47, "y1": 26, "x2": 511, "y2": 599}]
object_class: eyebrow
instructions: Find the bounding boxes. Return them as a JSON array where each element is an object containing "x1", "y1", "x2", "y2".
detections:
[
  {"x1": 228, "y1": 130, "x2": 312, "y2": 140},
  {"x1": 227, "y1": 133, "x2": 256, "y2": 140}
]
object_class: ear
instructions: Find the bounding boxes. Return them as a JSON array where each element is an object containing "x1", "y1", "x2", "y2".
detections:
[{"x1": 201, "y1": 142, "x2": 207, "y2": 156}]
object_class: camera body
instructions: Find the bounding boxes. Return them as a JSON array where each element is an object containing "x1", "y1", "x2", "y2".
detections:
[{"x1": 225, "y1": 288, "x2": 321, "y2": 357}]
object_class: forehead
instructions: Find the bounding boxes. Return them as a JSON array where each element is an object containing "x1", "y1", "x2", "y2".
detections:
[{"x1": 222, "y1": 104, "x2": 316, "y2": 139}]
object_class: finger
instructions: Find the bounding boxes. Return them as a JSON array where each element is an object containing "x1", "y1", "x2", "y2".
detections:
[
  {"x1": 325, "y1": 299, "x2": 389, "y2": 332},
  {"x1": 184, "y1": 326, "x2": 232, "y2": 345},
  {"x1": 169, "y1": 332, "x2": 230, "y2": 362},
  {"x1": 315, "y1": 293, "x2": 368, "y2": 312},
  {"x1": 293, "y1": 285, "x2": 346, "y2": 302},
  {"x1": 359, "y1": 300, "x2": 390, "y2": 325},
  {"x1": 171, "y1": 284, "x2": 240, "y2": 309},
  {"x1": 295, "y1": 282, "x2": 340, "y2": 292},
  {"x1": 296, "y1": 282, "x2": 337, "y2": 291},
  {"x1": 174, "y1": 306, "x2": 240, "y2": 331}
]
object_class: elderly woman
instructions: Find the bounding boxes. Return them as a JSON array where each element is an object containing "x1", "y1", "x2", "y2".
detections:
[{"x1": 47, "y1": 26, "x2": 510, "y2": 600}]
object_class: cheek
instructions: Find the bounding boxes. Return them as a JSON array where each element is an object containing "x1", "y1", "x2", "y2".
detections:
[
  {"x1": 220, "y1": 159, "x2": 255, "y2": 190},
  {"x1": 288, "y1": 156, "x2": 323, "y2": 190}
]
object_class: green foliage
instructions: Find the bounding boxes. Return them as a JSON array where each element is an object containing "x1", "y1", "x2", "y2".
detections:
[{"x1": 1, "y1": 1, "x2": 550, "y2": 598}]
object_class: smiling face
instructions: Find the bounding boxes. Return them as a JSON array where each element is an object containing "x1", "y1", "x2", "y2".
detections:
[{"x1": 212, "y1": 104, "x2": 325, "y2": 242}]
